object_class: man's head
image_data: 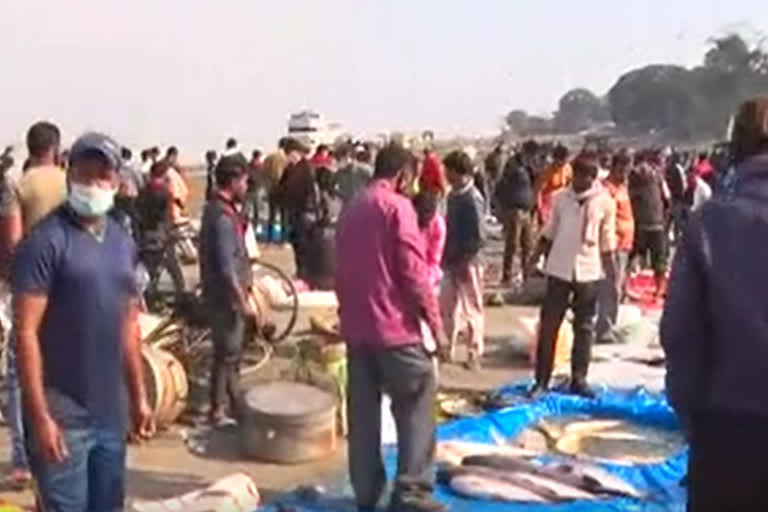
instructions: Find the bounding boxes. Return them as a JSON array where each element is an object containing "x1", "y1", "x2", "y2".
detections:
[
  {"x1": 67, "y1": 132, "x2": 122, "y2": 218},
  {"x1": 26, "y1": 121, "x2": 61, "y2": 165},
  {"x1": 121, "y1": 147, "x2": 132, "y2": 162},
  {"x1": 443, "y1": 150, "x2": 474, "y2": 188},
  {"x1": 571, "y1": 155, "x2": 599, "y2": 193},
  {"x1": 278, "y1": 137, "x2": 292, "y2": 152},
  {"x1": 215, "y1": 157, "x2": 248, "y2": 202},
  {"x1": 251, "y1": 149, "x2": 263, "y2": 164},
  {"x1": 731, "y1": 97, "x2": 768, "y2": 164},
  {"x1": 150, "y1": 160, "x2": 169, "y2": 179},
  {"x1": 150, "y1": 146, "x2": 161, "y2": 161},
  {"x1": 610, "y1": 153, "x2": 632, "y2": 182},
  {"x1": 283, "y1": 138, "x2": 309, "y2": 165},
  {"x1": 553, "y1": 144, "x2": 569, "y2": 164},
  {"x1": 698, "y1": 151, "x2": 709, "y2": 162},
  {"x1": 315, "y1": 145, "x2": 330, "y2": 158},
  {"x1": 205, "y1": 150, "x2": 217, "y2": 165},
  {"x1": 226, "y1": 138, "x2": 238, "y2": 151},
  {"x1": 165, "y1": 146, "x2": 179, "y2": 166},
  {"x1": 355, "y1": 145, "x2": 372, "y2": 164},
  {"x1": 373, "y1": 144, "x2": 414, "y2": 188},
  {"x1": 334, "y1": 144, "x2": 352, "y2": 165}
]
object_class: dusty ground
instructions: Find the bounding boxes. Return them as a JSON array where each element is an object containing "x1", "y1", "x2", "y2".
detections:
[{"x1": 0, "y1": 214, "x2": 539, "y2": 507}]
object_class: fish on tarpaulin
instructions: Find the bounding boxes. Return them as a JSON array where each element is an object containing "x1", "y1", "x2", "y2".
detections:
[
  {"x1": 460, "y1": 454, "x2": 643, "y2": 500},
  {"x1": 435, "y1": 440, "x2": 539, "y2": 466},
  {"x1": 438, "y1": 465, "x2": 596, "y2": 502}
]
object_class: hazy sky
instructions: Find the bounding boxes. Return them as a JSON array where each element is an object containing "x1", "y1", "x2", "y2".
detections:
[{"x1": 1, "y1": 0, "x2": 767, "y2": 157}]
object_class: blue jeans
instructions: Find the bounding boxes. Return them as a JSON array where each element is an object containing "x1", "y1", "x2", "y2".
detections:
[
  {"x1": 2, "y1": 332, "x2": 28, "y2": 470},
  {"x1": 27, "y1": 424, "x2": 126, "y2": 512}
]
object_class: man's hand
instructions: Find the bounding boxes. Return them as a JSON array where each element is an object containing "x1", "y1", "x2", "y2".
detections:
[
  {"x1": 35, "y1": 414, "x2": 68, "y2": 464},
  {"x1": 131, "y1": 398, "x2": 156, "y2": 442},
  {"x1": 434, "y1": 330, "x2": 451, "y2": 363},
  {"x1": 601, "y1": 251, "x2": 617, "y2": 277}
]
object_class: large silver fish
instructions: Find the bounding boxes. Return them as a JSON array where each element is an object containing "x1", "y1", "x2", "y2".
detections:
[
  {"x1": 449, "y1": 474, "x2": 549, "y2": 503},
  {"x1": 439, "y1": 466, "x2": 596, "y2": 502},
  {"x1": 463, "y1": 454, "x2": 643, "y2": 499},
  {"x1": 552, "y1": 461, "x2": 643, "y2": 499}
]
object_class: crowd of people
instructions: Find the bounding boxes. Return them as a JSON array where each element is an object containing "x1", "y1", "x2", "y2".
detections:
[{"x1": 0, "y1": 95, "x2": 765, "y2": 511}]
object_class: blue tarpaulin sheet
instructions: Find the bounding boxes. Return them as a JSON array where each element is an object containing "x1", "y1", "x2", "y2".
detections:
[{"x1": 263, "y1": 384, "x2": 688, "y2": 512}]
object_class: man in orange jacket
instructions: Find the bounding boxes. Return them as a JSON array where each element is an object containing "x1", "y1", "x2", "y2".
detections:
[
  {"x1": 535, "y1": 145, "x2": 572, "y2": 226},
  {"x1": 597, "y1": 152, "x2": 634, "y2": 343}
]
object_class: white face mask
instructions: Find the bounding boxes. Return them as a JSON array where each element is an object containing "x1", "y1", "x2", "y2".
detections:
[{"x1": 68, "y1": 183, "x2": 116, "y2": 217}]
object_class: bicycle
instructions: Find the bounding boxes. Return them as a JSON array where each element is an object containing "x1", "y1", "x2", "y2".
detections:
[{"x1": 142, "y1": 257, "x2": 299, "y2": 378}]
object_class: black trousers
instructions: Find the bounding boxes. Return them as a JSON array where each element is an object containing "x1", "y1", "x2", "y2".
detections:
[
  {"x1": 632, "y1": 228, "x2": 667, "y2": 276},
  {"x1": 535, "y1": 277, "x2": 599, "y2": 388},
  {"x1": 289, "y1": 213, "x2": 313, "y2": 281},
  {"x1": 209, "y1": 308, "x2": 247, "y2": 416},
  {"x1": 688, "y1": 412, "x2": 768, "y2": 510},
  {"x1": 347, "y1": 345, "x2": 437, "y2": 509}
]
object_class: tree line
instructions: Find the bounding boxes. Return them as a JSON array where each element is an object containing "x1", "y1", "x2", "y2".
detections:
[{"x1": 504, "y1": 33, "x2": 768, "y2": 142}]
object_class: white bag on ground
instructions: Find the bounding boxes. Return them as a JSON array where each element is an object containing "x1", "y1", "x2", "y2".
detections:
[{"x1": 131, "y1": 473, "x2": 260, "y2": 512}]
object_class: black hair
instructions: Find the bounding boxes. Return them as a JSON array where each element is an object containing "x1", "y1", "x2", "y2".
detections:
[
  {"x1": 278, "y1": 137, "x2": 292, "y2": 150},
  {"x1": 553, "y1": 144, "x2": 569, "y2": 161},
  {"x1": 150, "y1": 161, "x2": 169, "y2": 178},
  {"x1": 252, "y1": 149, "x2": 262, "y2": 160},
  {"x1": 121, "y1": 147, "x2": 132, "y2": 160},
  {"x1": 698, "y1": 151, "x2": 709, "y2": 160},
  {"x1": 572, "y1": 155, "x2": 599, "y2": 179},
  {"x1": 215, "y1": 158, "x2": 247, "y2": 188},
  {"x1": 316, "y1": 144, "x2": 329, "y2": 154},
  {"x1": 612, "y1": 153, "x2": 631, "y2": 168},
  {"x1": 443, "y1": 150, "x2": 474, "y2": 176},
  {"x1": 141, "y1": 150, "x2": 150, "y2": 161},
  {"x1": 283, "y1": 138, "x2": 308, "y2": 155},
  {"x1": 374, "y1": 144, "x2": 412, "y2": 179},
  {"x1": 355, "y1": 147, "x2": 372, "y2": 164},
  {"x1": 166, "y1": 146, "x2": 179, "y2": 157},
  {"x1": 226, "y1": 138, "x2": 238, "y2": 149},
  {"x1": 26, "y1": 121, "x2": 60, "y2": 159},
  {"x1": 205, "y1": 150, "x2": 217, "y2": 162}
]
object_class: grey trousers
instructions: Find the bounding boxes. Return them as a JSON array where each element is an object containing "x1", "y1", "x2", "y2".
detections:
[
  {"x1": 209, "y1": 308, "x2": 247, "y2": 416},
  {"x1": 347, "y1": 344, "x2": 437, "y2": 508},
  {"x1": 596, "y1": 250, "x2": 629, "y2": 342}
]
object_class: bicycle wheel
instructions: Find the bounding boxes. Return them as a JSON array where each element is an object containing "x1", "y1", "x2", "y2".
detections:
[
  {"x1": 144, "y1": 254, "x2": 187, "y2": 314},
  {"x1": 250, "y1": 259, "x2": 299, "y2": 343}
]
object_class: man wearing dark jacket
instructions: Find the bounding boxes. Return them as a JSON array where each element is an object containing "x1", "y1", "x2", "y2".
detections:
[
  {"x1": 661, "y1": 97, "x2": 768, "y2": 509},
  {"x1": 275, "y1": 138, "x2": 316, "y2": 280},
  {"x1": 628, "y1": 157, "x2": 669, "y2": 295},
  {"x1": 495, "y1": 152, "x2": 534, "y2": 285}
]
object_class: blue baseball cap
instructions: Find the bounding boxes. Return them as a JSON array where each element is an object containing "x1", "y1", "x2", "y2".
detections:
[{"x1": 69, "y1": 132, "x2": 122, "y2": 169}]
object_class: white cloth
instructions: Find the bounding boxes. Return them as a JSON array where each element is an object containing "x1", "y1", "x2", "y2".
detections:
[
  {"x1": 541, "y1": 185, "x2": 616, "y2": 283},
  {"x1": 690, "y1": 178, "x2": 712, "y2": 212}
]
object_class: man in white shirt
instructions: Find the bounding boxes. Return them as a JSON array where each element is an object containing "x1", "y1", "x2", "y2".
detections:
[
  {"x1": 528, "y1": 154, "x2": 616, "y2": 398},
  {"x1": 686, "y1": 169, "x2": 712, "y2": 213}
]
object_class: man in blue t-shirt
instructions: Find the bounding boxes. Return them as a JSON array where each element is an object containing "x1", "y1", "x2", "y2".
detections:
[{"x1": 12, "y1": 132, "x2": 154, "y2": 511}]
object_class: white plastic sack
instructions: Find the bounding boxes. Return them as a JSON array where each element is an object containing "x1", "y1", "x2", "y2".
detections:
[
  {"x1": 381, "y1": 395, "x2": 398, "y2": 445},
  {"x1": 244, "y1": 224, "x2": 260, "y2": 260}
]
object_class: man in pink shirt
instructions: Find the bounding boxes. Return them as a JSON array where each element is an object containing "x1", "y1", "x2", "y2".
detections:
[{"x1": 336, "y1": 144, "x2": 447, "y2": 512}]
